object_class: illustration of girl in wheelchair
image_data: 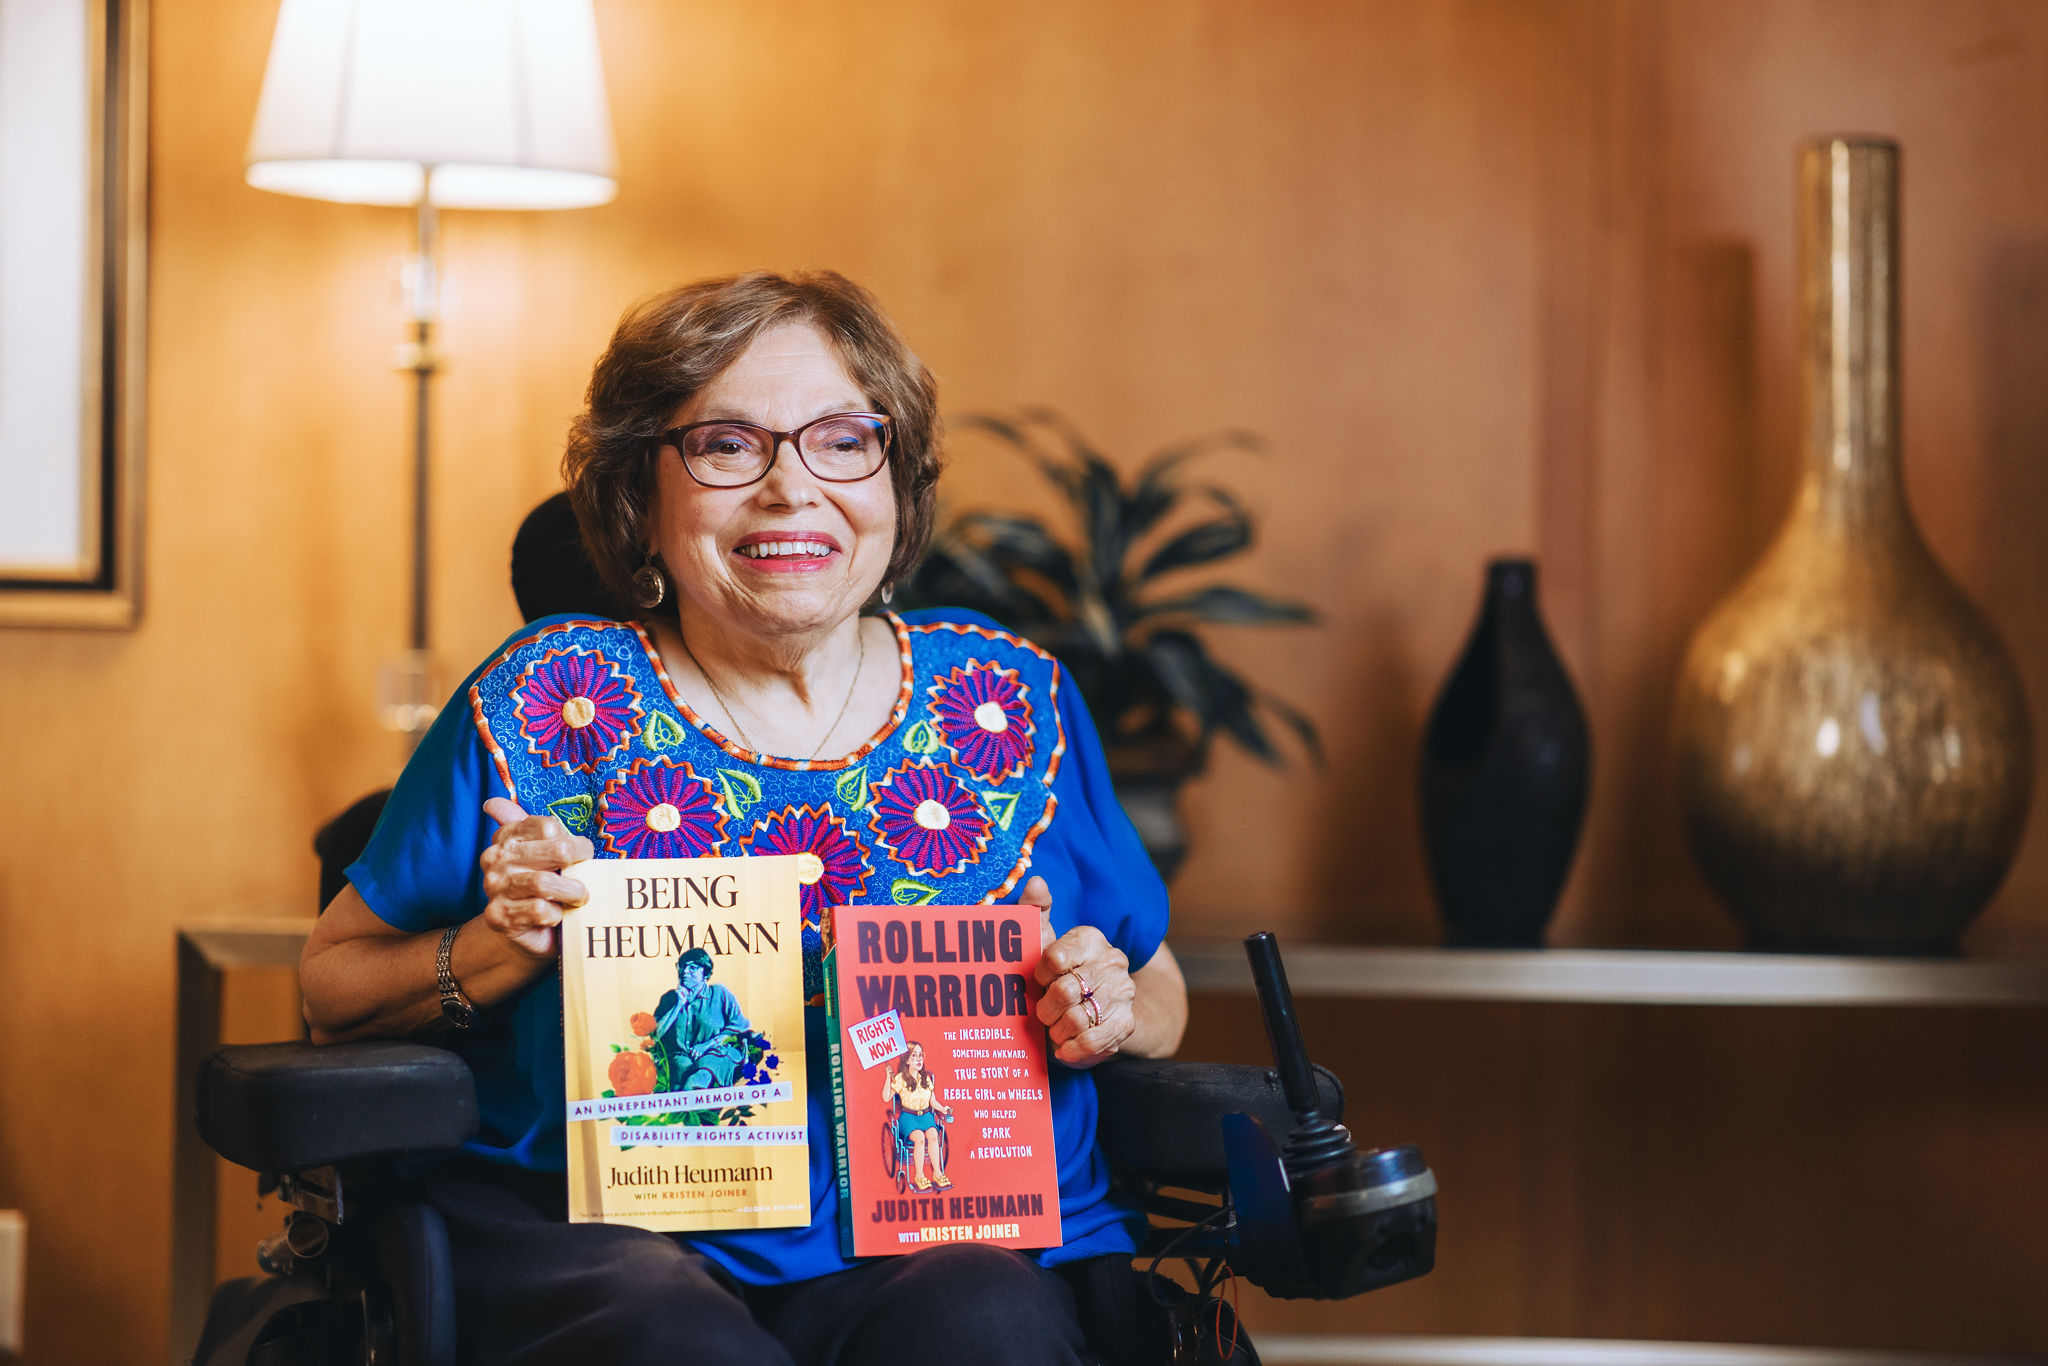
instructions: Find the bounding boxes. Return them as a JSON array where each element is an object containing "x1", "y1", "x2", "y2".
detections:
[{"x1": 883, "y1": 1041, "x2": 955, "y2": 1193}]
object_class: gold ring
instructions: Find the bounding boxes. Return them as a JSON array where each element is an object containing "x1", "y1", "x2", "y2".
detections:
[{"x1": 1084, "y1": 995, "x2": 1103, "y2": 1028}]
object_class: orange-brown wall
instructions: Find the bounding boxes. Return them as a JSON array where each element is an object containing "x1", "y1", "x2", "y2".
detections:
[{"x1": 4, "y1": 1, "x2": 2047, "y2": 1360}]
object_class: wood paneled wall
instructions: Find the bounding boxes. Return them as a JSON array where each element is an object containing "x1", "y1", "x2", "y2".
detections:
[{"x1": 1, "y1": 1, "x2": 2045, "y2": 1360}]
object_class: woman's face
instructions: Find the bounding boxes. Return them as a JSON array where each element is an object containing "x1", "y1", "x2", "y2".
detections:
[
  {"x1": 681, "y1": 961, "x2": 707, "y2": 993},
  {"x1": 906, "y1": 1044, "x2": 924, "y2": 1070},
  {"x1": 648, "y1": 321, "x2": 897, "y2": 641}
]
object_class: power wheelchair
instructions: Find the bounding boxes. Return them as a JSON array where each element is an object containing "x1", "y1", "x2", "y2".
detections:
[{"x1": 182, "y1": 495, "x2": 1439, "y2": 1366}]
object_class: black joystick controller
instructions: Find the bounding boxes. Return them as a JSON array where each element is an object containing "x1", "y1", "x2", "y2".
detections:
[
  {"x1": 1244, "y1": 932, "x2": 1361, "y2": 1180},
  {"x1": 1222, "y1": 932, "x2": 1438, "y2": 1300}
]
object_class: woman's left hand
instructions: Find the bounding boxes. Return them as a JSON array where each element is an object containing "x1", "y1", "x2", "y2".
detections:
[{"x1": 1025, "y1": 877, "x2": 1136, "y2": 1068}]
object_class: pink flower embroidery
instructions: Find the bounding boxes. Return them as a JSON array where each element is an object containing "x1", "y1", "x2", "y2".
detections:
[
  {"x1": 599, "y1": 758, "x2": 729, "y2": 858},
  {"x1": 511, "y1": 647, "x2": 642, "y2": 775},
  {"x1": 867, "y1": 760, "x2": 992, "y2": 877},
  {"x1": 928, "y1": 661, "x2": 1034, "y2": 784},
  {"x1": 747, "y1": 804, "x2": 873, "y2": 924}
]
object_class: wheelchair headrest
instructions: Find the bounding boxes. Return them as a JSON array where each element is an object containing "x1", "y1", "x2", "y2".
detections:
[
  {"x1": 511, "y1": 490, "x2": 623, "y2": 623},
  {"x1": 316, "y1": 494, "x2": 620, "y2": 912},
  {"x1": 315, "y1": 789, "x2": 393, "y2": 911}
]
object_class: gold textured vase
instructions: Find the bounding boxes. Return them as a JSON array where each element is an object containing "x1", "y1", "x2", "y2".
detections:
[{"x1": 1673, "y1": 136, "x2": 2032, "y2": 954}]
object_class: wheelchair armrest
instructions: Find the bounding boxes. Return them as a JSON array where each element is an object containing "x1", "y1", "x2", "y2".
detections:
[
  {"x1": 1092, "y1": 1055, "x2": 1344, "y2": 1186},
  {"x1": 197, "y1": 1040, "x2": 479, "y2": 1173}
]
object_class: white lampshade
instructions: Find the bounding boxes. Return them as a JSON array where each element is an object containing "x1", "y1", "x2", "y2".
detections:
[{"x1": 246, "y1": 0, "x2": 618, "y2": 210}]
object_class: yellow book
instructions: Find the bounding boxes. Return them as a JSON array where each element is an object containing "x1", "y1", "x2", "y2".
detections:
[{"x1": 560, "y1": 855, "x2": 810, "y2": 1231}]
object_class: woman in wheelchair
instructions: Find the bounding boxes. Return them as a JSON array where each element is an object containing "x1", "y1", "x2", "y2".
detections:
[
  {"x1": 655, "y1": 947, "x2": 748, "y2": 1091},
  {"x1": 297, "y1": 270, "x2": 1189, "y2": 1366},
  {"x1": 886, "y1": 1041, "x2": 955, "y2": 1192}
]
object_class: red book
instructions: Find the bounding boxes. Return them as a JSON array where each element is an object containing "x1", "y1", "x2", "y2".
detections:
[{"x1": 825, "y1": 903, "x2": 1064, "y2": 1257}]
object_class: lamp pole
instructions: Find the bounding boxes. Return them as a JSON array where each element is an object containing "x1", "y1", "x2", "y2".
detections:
[
  {"x1": 242, "y1": 0, "x2": 618, "y2": 745},
  {"x1": 381, "y1": 188, "x2": 443, "y2": 743},
  {"x1": 406, "y1": 191, "x2": 440, "y2": 655}
]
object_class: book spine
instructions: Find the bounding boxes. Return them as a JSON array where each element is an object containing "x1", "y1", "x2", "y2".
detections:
[{"x1": 822, "y1": 920, "x2": 856, "y2": 1259}]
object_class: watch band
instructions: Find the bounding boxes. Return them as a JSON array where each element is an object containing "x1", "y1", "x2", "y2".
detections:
[{"x1": 437, "y1": 924, "x2": 478, "y2": 1029}]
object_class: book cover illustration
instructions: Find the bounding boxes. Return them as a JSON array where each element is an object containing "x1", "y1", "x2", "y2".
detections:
[
  {"x1": 561, "y1": 855, "x2": 810, "y2": 1232},
  {"x1": 826, "y1": 903, "x2": 1063, "y2": 1257}
]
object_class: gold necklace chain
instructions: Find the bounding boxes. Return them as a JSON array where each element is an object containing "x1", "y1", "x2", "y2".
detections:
[{"x1": 681, "y1": 621, "x2": 868, "y2": 763}]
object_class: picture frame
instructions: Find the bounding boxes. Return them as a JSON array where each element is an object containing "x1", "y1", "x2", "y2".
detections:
[{"x1": 0, "y1": 0, "x2": 146, "y2": 629}]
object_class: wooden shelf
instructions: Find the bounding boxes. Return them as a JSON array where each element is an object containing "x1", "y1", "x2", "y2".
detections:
[
  {"x1": 171, "y1": 917, "x2": 313, "y2": 1364},
  {"x1": 1172, "y1": 941, "x2": 2048, "y2": 1008},
  {"x1": 1252, "y1": 1335, "x2": 2039, "y2": 1366},
  {"x1": 172, "y1": 921, "x2": 2044, "y2": 1360}
]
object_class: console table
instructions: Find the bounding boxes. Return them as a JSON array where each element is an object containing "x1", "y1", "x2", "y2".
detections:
[
  {"x1": 1169, "y1": 941, "x2": 2048, "y2": 1008},
  {"x1": 171, "y1": 919, "x2": 313, "y2": 1366},
  {"x1": 171, "y1": 924, "x2": 2048, "y2": 1366},
  {"x1": 1171, "y1": 939, "x2": 2048, "y2": 1366}
]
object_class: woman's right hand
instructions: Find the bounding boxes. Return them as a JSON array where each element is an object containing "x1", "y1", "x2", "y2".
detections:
[{"x1": 478, "y1": 797, "x2": 593, "y2": 960}]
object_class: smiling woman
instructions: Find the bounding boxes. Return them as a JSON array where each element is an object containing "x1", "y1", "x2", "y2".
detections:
[
  {"x1": 631, "y1": 318, "x2": 908, "y2": 759},
  {"x1": 566, "y1": 273, "x2": 943, "y2": 623},
  {"x1": 293, "y1": 270, "x2": 1189, "y2": 1365}
]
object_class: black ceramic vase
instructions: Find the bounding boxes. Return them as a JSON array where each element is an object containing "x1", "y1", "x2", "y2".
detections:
[{"x1": 1421, "y1": 559, "x2": 1591, "y2": 947}]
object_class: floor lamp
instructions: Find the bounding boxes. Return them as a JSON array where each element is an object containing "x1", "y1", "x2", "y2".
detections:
[{"x1": 244, "y1": 0, "x2": 617, "y2": 741}]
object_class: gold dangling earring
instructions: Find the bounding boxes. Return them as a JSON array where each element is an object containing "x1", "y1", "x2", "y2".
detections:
[{"x1": 632, "y1": 550, "x2": 667, "y2": 610}]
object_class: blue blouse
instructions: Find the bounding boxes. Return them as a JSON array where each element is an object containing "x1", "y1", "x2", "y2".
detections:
[{"x1": 346, "y1": 608, "x2": 1170, "y2": 1286}]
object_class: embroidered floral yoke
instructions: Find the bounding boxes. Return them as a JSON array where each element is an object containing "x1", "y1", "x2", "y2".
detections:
[
  {"x1": 346, "y1": 609, "x2": 1169, "y2": 1287},
  {"x1": 470, "y1": 612, "x2": 1065, "y2": 1003}
]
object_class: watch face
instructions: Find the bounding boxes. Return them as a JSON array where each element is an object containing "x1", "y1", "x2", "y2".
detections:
[{"x1": 443, "y1": 995, "x2": 478, "y2": 1029}]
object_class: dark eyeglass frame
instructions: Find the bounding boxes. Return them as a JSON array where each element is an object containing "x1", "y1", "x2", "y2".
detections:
[{"x1": 657, "y1": 411, "x2": 895, "y2": 489}]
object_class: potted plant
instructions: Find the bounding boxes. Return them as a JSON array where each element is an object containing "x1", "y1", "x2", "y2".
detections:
[{"x1": 898, "y1": 410, "x2": 1321, "y2": 878}]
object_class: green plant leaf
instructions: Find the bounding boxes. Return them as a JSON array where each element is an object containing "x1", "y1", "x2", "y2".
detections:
[
  {"x1": 951, "y1": 413, "x2": 1082, "y2": 504},
  {"x1": 1079, "y1": 456, "x2": 1128, "y2": 597},
  {"x1": 920, "y1": 411, "x2": 1321, "y2": 776},
  {"x1": 905, "y1": 536, "x2": 1035, "y2": 620},
  {"x1": 891, "y1": 878, "x2": 941, "y2": 905},
  {"x1": 834, "y1": 763, "x2": 871, "y2": 811},
  {"x1": 1201, "y1": 660, "x2": 1277, "y2": 762},
  {"x1": 1121, "y1": 458, "x2": 1189, "y2": 540},
  {"x1": 903, "y1": 720, "x2": 942, "y2": 755},
  {"x1": 643, "y1": 711, "x2": 685, "y2": 752},
  {"x1": 547, "y1": 794, "x2": 595, "y2": 837},
  {"x1": 1138, "y1": 630, "x2": 1284, "y2": 766},
  {"x1": 1136, "y1": 586, "x2": 1317, "y2": 625},
  {"x1": 1121, "y1": 431, "x2": 1261, "y2": 548},
  {"x1": 716, "y1": 768, "x2": 763, "y2": 818},
  {"x1": 954, "y1": 512, "x2": 1082, "y2": 595},
  {"x1": 1258, "y1": 690, "x2": 1325, "y2": 768},
  {"x1": 1141, "y1": 631, "x2": 1216, "y2": 722},
  {"x1": 1075, "y1": 592, "x2": 1122, "y2": 661},
  {"x1": 1136, "y1": 496, "x2": 1254, "y2": 582},
  {"x1": 1009, "y1": 409, "x2": 1135, "y2": 605},
  {"x1": 1138, "y1": 428, "x2": 1260, "y2": 484}
]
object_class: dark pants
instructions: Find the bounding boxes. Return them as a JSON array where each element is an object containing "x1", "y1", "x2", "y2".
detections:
[{"x1": 423, "y1": 1160, "x2": 1098, "y2": 1366}]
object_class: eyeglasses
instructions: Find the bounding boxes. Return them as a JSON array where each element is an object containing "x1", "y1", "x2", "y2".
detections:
[{"x1": 658, "y1": 412, "x2": 894, "y2": 488}]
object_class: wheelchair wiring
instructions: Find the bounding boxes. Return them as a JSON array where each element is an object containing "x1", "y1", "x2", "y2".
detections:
[
  {"x1": 1141, "y1": 1202, "x2": 1245, "y2": 1360},
  {"x1": 1144, "y1": 1202, "x2": 1233, "y2": 1300}
]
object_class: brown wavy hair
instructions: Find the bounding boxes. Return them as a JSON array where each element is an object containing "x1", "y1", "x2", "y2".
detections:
[
  {"x1": 563, "y1": 270, "x2": 942, "y2": 616},
  {"x1": 893, "y1": 1041, "x2": 935, "y2": 1092}
]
